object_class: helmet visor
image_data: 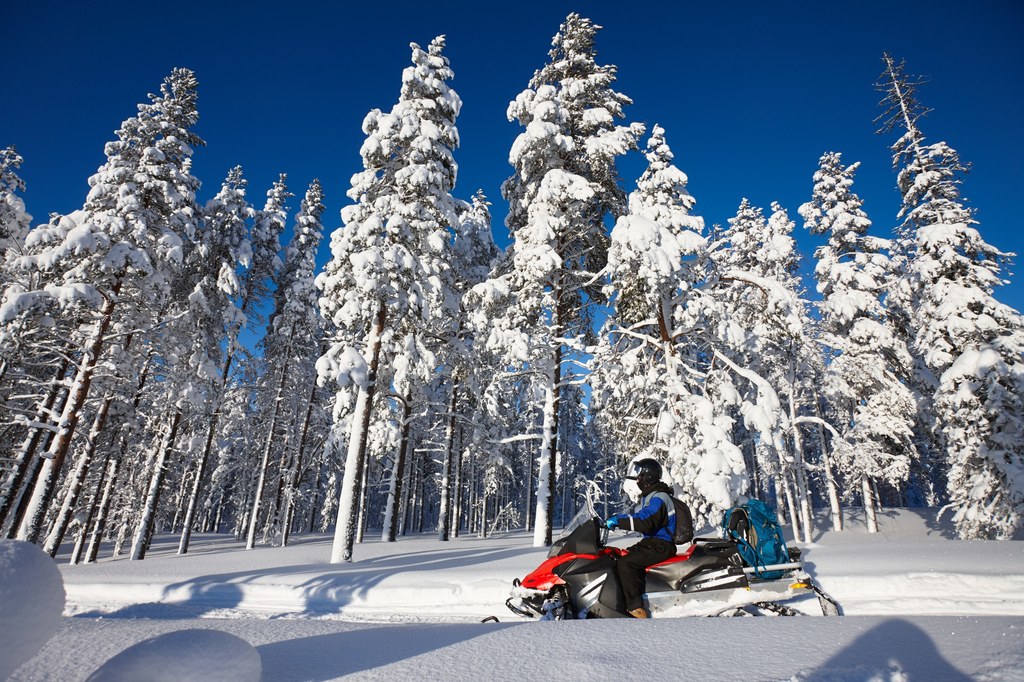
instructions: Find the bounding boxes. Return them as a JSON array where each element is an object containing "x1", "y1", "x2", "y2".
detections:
[{"x1": 623, "y1": 476, "x2": 641, "y2": 502}]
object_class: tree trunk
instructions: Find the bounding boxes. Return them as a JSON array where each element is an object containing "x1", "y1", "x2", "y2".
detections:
[
  {"x1": 772, "y1": 475, "x2": 788, "y2": 525},
  {"x1": 282, "y1": 381, "x2": 318, "y2": 546},
  {"x1": 862, "y1": 475, "x2": 879, "y2": 533},
  {"x1": 407, "y1": 444, "x2": 422, "y2": 534},
  {"x1": 355, "y1": 462, "x2": 368, "y2": 544},
  {"x1": 533, "y1": 343, "x2": 561, "y2": 547},
  {"x1": 452, "y1": 442, "x2": 463, "y2": 538},
  {"x1": 307, "y1": 449, "x2": 324, "y2": 534},
  {"x1": 43, "y1": 394, "x2": 112, "y2": 557},
  {"x1": 383, "y1": 388, "x2": 413, "y2": 542},
  {"x1": 72, "y1": 449, "x2": 113, "y2": 565},
  {"x1": 479, "y1": 482, "x2": 488, "y2": 539},
  {"x1": 524, "y1": 442, "x2": 533, "y2": 532},
  {"x1": 113, "y1": 517, "x2": 129, "y2": 557},
  {"x1": 212, "y1": 497, "x2": 224, "y2": 533},
  {"x1": 786, "y1": 385, "x2": 814, "y2": 544},
  {"x1": 748, "y1": 438, "x2": 761, "y2": 501},
  {"x1": 813, "y1": 399, "x2": 844, "y2": 531},
  {"x1": 414, "y1": 453, "x2": 425, "y2": 534},
  {"x1": 533, "y1": 270, "x2": 565, "y2": 547},
  {"x1": 18, "y1": 291, "x2": 117, "y2": 543},
  {"x1": 5, "y1": 448, "x2": 47, "y2": 540},
  {"x1": 84, "y1": 456, "x2": 117, "y2": 563},
  {"x1": 330, "y1": 303, "x2": 386, "y2": 563},
  {"x1": 780, "y1": 469, "x2": 801, "y2": 541},
  {"x1": 246, "y1": 356, "x2": 291, "y2": 549},
  {"x1": 437, "y1": 386, "x2": 457, "y2": 541},
  {"x1": 0, "y1": 360, "x2": 69, "y2": 531},
  {"x1": 170, "y1": 466, "x2": 191, "y2": 533},
  {"x1": 130, "y1": 410, "x2": 182, "y2": 561}
]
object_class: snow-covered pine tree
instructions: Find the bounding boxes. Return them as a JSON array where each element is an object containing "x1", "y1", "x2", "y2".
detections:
[
  {"x1": 374, "y1": 33, "x2": 469, "y2": 544},
  {"x1": 318, "y1": 37, "x2": 462, "y2": 562},
  {"x1": 590, "y1": 124, "x2": 746, "y2": 527},
  {"x1": 877, "y1": 54, "x2": 1024, "y2": 539},
  {"x1": 475, "y1": 13, "x2": 642, "y2": 547},
  {"x1": 437, "y1": 191, "x2": 498, "y2": 541},
  {"x1": 211, "y1": 176, "x2": 291, "y2": 520},
  {"x1": 0, "y1": 211, "x2": 94, "y2": 543},
  {"x1": 0, "y1": 146, "x2": 42, "y2": 522},
  {"x1": 434, "y1": 189, "x2": 497, "y2": 536},
  {"x1": 710, "y1": 200, "x2": 780, "y2": 489},
  {"x1": 453, "y1": 192, "x2": 498, "y2": 289},
  {"x1": 177, "y1": 166, "x2": 257, "y2": 555},
  {"x1": 762, "y1": 204, "x2": 824, "y2": 543},
  {"x1": 10, "y1": 69, "x2": 203, "y2": 544},
  {"x1": 248, "y1": 179, "x2": 325, "y2": 548},
  {"x1": 132, "y1": 165, "x2": 251, "y2": 561},
  {"x1": 799, "y1": 151, "x2": 919, "y2": 533},
  {"x1": 0, "y1": 146, "x2": 31, "y2": 270},
  {"x1": 709, "y1": 199, "x2": 819, "y2": 540},
  {"x1": 243, "y1": 175, "x2": 289, "y2": 327}
]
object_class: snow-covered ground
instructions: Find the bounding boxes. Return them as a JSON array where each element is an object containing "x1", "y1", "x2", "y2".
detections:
[{"x1": 5, "y1": 507, "x2": 1024, "y2": 681}]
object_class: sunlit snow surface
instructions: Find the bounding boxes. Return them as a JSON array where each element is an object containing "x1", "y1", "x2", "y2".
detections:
[
  {"x1": 8, "y1": 508, "x2": 1024, "y2": 681},
  {"x1": 0, "y1": 541, "x2": 65, "y2": 679},
  {"x1": 85, "y1": 629, "x2": 261, "y2": 682}
]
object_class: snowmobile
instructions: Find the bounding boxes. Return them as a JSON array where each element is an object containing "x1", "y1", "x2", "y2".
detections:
[{"x1": 505, "y1": 493, "x2": 840, "y2": 620}]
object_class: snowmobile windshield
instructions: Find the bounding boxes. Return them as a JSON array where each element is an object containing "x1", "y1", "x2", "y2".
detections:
[{"x1": 547, "y1": 495, "x2": 602, "y2": 558}]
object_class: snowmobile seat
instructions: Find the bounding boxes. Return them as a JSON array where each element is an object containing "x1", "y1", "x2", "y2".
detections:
[{"x1": 692, "y1": 536, "x2": 734, "y2": 551}]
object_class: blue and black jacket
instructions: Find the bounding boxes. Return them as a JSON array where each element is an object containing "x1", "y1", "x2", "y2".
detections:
[{"x1": 612, "y1": 481, "x2": 677, "y2": 544}]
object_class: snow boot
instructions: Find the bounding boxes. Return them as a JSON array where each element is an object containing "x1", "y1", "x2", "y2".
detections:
[{"x1": 628, "y1": 607, "x2": 649, "y2": 619}]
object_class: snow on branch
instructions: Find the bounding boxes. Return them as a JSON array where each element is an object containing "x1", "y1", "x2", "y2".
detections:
[{"x1": 719, "y1": 268, "x2": 803, "y2": 337}]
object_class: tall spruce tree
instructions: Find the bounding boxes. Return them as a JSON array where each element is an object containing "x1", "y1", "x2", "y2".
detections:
[
  {"x1": 0, "y1": 147, "x2": 31, "y2": 269},
  {"x1": 877, "y1": 54, "x2": 1024, "y2": 539},
  {"x1": 10, "y1": 69, "x2": 202, "y2": 544},
  {"x1": 437, "y1": 191, "x2": 498, "y2": 541},
  {"x1": 318, "y1": 37, "x2": 461, "y2": 562},
  {"x1": 590, "y1": 124, "x2": 747, "y2": 527},
  {"x1": 710, "y1": 200, "x2": 820, "y2": 540},
  {"x1": 474, "y1": 13, "x2": 642, "y2": 546},
  {"x1": 248, "y1": 179, "x2": 325, "y2": 548},
  {"x1": 177, "y1": 166, "x2": 256, "y2": 555},
  {"x1": 799, "y1": 151, "x2": 918, "y2": 533}
]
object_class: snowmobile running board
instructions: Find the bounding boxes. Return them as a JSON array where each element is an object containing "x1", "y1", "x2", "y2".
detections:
[{"x1": 741, "y1": 561, "x2": 803, "y2": 575}]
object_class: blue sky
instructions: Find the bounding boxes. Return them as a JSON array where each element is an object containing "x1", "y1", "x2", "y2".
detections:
[{"x1": 6, "y1": 1, "x2": 1023, "y2": 313}]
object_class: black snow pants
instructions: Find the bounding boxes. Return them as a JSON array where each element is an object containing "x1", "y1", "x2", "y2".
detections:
[{"x1": 615, "y1": 537, "x2": 677, "y2": 612}]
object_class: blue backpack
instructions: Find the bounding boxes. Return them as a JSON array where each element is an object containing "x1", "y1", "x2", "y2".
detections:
[{"x1": 722, "y1": 499, "x2": 791, "y2": 579}]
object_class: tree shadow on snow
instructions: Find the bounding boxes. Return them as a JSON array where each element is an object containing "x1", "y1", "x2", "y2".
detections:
[
  {"x1": 797, "y1": 618, "x2": 971, "y2": 681},
  {"x1": 806, "y1": 507, "x2": 958, "y2": 541},
  {"x1": 81, "y1": 544, "x2": 530, "y2": 617},
  {"x1": 294, "y1": 545, "x2": 529, "y2": 615},
  {"x1": 256, "y1": 621, "x2": 515, "y2": 680},
  {"x1": 74, "y1": 581, "x2": 246, "y2": 619}
]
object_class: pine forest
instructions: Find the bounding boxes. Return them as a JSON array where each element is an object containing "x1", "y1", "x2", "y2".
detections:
[{"x1": 1, "y1": 14, "x2": 1022, "y2": 568}]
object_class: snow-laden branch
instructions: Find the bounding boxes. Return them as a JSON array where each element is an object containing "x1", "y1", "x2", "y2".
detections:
[
  {"x1": 487, "y1": 432, "x2": 544, "y2": 445},
  {"x1": 719, "y1": 269, "x2": 803, "y2": 337},
  {"x1": 790, "y1": 415, "x2": 844, "y2": 443}
]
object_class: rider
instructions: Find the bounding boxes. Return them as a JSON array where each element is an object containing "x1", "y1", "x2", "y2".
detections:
[{"x1": 604, "y1": 458, "x2": 679, "y2": 619}]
